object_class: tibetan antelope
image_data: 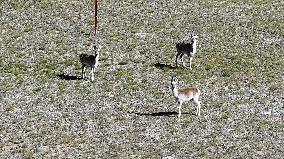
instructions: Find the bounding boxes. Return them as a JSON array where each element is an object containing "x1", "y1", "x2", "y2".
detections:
[
  {"x1": 79, "y1": 45, "x2": 101, "y2": 81},
  {"x1": 175, "y1": 34, "x2": 198, "y2": 69},
  {"x1": 171, "y1": 77, "x2": 201, "y2": 117}
]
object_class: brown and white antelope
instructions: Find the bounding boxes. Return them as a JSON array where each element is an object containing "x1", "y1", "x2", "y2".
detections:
[
  {"x1": 79, "y1": 45, "x2": 102, "y2": 81},
  {"x1": 171, "y1": 77, "x2": 201, "y2": 117},
  {"x1": 175, "y1": 34, "x2": 198, "y2": 69}
]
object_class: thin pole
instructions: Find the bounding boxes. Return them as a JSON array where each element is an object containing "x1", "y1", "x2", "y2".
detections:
[{"x1": 93, "y1": 0, "x2": 97, "y2": 36}]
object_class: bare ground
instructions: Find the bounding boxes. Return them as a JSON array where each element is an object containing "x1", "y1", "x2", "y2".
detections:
[{"x1": 0, "y1": 0, "x2": 283, "y2": 158}]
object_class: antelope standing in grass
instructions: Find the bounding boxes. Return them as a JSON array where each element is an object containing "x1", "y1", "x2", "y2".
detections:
[
  {"x1": 175, "y1": 34, "x2": 198, "y2": 69},
  {"x1": 171, "y1": 77, "x2": 201, "y2": 117},
  {"x1": 80, "y1": 45, "x2": 101, "y2": 81}
]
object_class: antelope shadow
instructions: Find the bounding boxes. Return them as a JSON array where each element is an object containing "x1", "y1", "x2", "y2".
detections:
[
  {"x1": 132, "y1": 110, "x2": 197, "y2": 117},
  {"x1": 56, "y1": 73, "x2": 82, "y2": 80},
  {"x1": 132, "y1": 111, "x2": 192, "y2": 117},
  {"x1": 154, "y1": 63, "x2": 176, "y2": 70},
  {"x1": 134, "y1": 111, "x2": 177, "y2": 117}
]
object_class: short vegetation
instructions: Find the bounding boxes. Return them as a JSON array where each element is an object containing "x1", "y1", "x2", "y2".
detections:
[{"x1": 0, "y1": 0, "x2": 283, "y2": 158}]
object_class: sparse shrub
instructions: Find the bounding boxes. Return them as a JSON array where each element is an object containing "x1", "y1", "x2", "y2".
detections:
[
  {"x1": 115, "y1": 69, "x2": 126, "y2": 77},
  {"x1": 118, "y1": 60, "x2": 128, "y2": 65},
  {"x1": 5, "y1": 106, "x2": 14, "y2": 112},
  {"x1": 63, "y1": 59, "x2": 76, "y2": 67},
  {"x1": 222, "y1": 68, "x2": 232, "y2": 77}
]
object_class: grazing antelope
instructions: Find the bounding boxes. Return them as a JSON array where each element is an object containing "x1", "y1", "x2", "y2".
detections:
[
  {"x1": 79, "y1": 45, "x2": 101, "y2": 81},
  {"x1": 171, "y1": 77, "x2": 201, "y2": 117},
  {"x1": 175, "y1": 34, "x2": 198, "y2": 69}
]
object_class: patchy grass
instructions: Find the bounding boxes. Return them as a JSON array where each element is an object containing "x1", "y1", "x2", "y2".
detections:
[{"x1": 0, "y1": 0, "x2": 283, "y2": 158}]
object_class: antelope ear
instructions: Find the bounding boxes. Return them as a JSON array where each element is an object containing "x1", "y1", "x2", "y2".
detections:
[
  {"x1": 191, "y1": 32, "x2": 198, "y2": 37},
  {"x1": 93, "y1": 45, "x2": 97, "y2": 51},
  {"x1": 170, "y1": 75, "x2": 177, "y2": 83}
]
